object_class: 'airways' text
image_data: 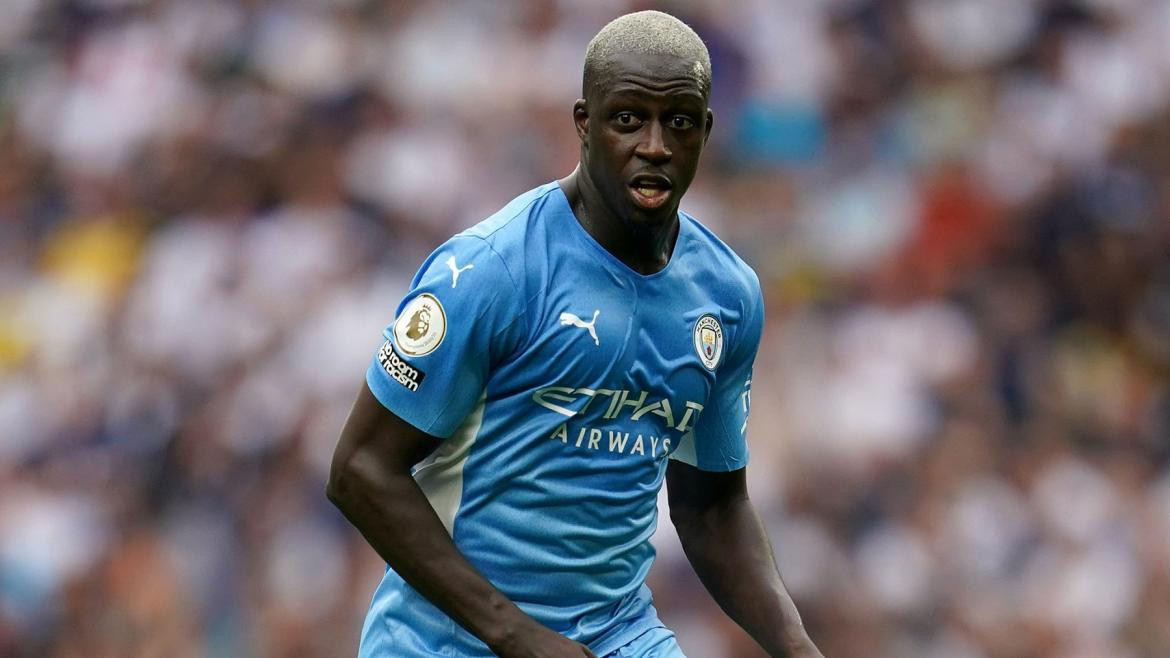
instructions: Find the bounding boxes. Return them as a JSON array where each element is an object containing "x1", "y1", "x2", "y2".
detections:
[{"x1": 548, "y1": 422, "x2": 675, "y2": 459}]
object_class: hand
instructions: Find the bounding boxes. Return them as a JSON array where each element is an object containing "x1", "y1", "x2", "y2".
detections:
[{"x1": 489, "y1": 617, "x2": 597, "y2": 658}]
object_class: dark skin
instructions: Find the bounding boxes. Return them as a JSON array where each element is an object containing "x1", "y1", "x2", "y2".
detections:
[
  {"x1": 328, "y1": 51, "x2": 821, "y2": 657},
  {"x1": 328, "y1": 387, "x2": 594, "y2": 658},
  {"x1": 564, "y1": 51, "x2": 821, "y2": 657},
  {"x1": 667, "y1": 463, "x2": 823, "y2": 657},
  {"x1": 561, "y1": 51, "x2": 713, "y2": 275}
]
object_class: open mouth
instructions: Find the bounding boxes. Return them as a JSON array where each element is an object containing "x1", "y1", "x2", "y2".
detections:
[{"x1": 628, "y1": 175, "x2": 673, "y2": 209}]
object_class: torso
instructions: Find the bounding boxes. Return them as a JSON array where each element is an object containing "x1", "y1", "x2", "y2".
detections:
[{"x1": 362, "y1": 182, "x2": 760, "y2": 657}]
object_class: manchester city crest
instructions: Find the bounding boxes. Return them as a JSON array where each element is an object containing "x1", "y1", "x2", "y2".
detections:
[{"x1": 693, "y1": 314, "x2": 723, "y2": 370}]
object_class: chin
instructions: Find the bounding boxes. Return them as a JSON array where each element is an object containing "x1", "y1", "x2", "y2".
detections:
[{"x1": 623, "y1": 203, "x2": 678, "y2": 231}]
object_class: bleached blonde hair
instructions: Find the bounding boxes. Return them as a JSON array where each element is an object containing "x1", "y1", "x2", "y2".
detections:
[{"x1": 583, "y1": 10, "x2": 712, "y2": 98}]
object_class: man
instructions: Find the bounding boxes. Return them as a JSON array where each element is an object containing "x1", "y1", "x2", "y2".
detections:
[{"x1": 327, "y1": 10, "x2": 823, "y2": 658}]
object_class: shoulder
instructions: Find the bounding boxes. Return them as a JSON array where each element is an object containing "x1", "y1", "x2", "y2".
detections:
[
  {"x1": 448, "y1": 182, "x2": 562, "y2": 280},
  {"x1": 420, "y1": 182, "x2": 565, "y2": 322},
  {"x1": 459, "y1": 182, "x2": 561, "y2": 249},
  {"x1": 679, "y1": 210, "x2": 762, "y2": 308},
  {"x1": 678, "y1": 212, "x2": 765, "y2": 367}
]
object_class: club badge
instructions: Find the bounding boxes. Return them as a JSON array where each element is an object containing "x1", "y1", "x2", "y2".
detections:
[
  {"x1": 693, "y1": 314, "x2": 723, "y2": 370},
  {"x1": 393, "y1": 293, "x2": 447, "y2": 356}
]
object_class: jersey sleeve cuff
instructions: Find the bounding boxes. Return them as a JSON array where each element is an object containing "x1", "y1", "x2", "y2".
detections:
[
  {"x1": 365, "y1": 359, "x2": 450, "y2": 439},
  {"x1": 668, "y1": 433, "x2": 749, "y2": 472},
  {"x1": 667, "y1": 454, "x2": 750, "y2": 472}
]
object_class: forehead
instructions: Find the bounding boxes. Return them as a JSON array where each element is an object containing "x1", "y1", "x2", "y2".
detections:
[{"x1": 590, "y1": 52, "x2": 707, "y2": 102}]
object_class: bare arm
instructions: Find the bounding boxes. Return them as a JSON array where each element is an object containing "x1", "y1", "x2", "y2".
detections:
[
  {"x1": 666, "y1": 461, "x2": 823, "y2": 658},
  {"x1": 326, "y1": 383, "x2": 594, "y2": 658}
]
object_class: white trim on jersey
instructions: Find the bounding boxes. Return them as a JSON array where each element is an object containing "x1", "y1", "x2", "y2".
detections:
[
  {"x1": 412, "y1": 392, "x2": 487, "y2": 535},
  {"x1": 668, "y1": 430, "x2": 699, "y2": 468}
]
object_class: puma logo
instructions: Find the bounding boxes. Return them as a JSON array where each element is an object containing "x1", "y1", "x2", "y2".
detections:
[
  {"x1": 559, "y1": 309, "x2": 600, "y2": 346},
  {"x1": 445, "y1": 255, "x2": 474, "y2": 288}
]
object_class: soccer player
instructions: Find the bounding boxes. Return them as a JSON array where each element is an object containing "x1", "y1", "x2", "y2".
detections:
[{"x1": 327, "y1": 10, "x2": 824, "y2": 658}]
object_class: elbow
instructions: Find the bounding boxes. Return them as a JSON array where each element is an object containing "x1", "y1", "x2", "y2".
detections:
[
  {"x1": 325, "y1": 468, "x2": 346, "y2": 509},
  {"x1": 325, "y1": 447, "x2": 398, "y2": 515},
  {"x1": 325, "y1": 456, "x2": 358, "y2": 512}
]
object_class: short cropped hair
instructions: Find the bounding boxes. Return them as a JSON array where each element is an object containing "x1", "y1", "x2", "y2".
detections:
[{"x1": 583, "y1": 11, "x2": 712, "y2": 98}]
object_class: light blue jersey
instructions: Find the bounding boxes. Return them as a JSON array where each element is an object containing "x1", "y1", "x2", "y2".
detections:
[{"x1": 360, "y1": 182, "x2": 762, "y2": 657}]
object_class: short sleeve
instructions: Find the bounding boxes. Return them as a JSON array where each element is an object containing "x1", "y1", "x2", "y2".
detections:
[
  {"x1": 671, "y1": 284, "x2": 763, "y2": 472},
  {"x1": 366, "y1": 235, "x2": 525, "y2": 438}
]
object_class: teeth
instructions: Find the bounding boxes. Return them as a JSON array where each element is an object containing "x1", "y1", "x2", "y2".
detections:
[{"x1": 636, "y1": 187, "x2": 665, "y2": 198}]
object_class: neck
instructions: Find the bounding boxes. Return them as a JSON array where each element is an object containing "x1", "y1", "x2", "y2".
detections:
[{"x1": 558, "y1": 166, "x2": 680, "y2": 276}]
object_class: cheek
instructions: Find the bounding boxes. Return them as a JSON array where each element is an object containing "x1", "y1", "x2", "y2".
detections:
[
  {"x1": 593, "y1": 137, "x2": 633, "y2": 173},
  {"x1": 673, "y1": 132, "x2": 704, "y2": 153},
  {"x1": 676, "y1": 139, "x2": 706, "y2": 167}
]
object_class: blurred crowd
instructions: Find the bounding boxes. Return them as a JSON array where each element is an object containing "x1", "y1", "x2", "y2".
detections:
[{"x1": 2, "y1": 0, "x2": 1169, "y2": 656}]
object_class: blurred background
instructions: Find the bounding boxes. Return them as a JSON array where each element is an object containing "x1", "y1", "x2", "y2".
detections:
[{"x1": 2, "y1": 0, "x2": 1169, "y2": 656}]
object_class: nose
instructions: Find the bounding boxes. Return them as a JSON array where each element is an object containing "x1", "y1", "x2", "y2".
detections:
[{"x1": 634, "y1": 121, "x2": 671, "y2": 164}]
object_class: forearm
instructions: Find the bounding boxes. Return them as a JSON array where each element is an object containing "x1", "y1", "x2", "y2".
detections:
[
  {"x1": 673, "y1": 497, "x2": 815, "y2": 656},
  {"x1": 327, "y1": 456, "x2": 530, "y2": 650}
]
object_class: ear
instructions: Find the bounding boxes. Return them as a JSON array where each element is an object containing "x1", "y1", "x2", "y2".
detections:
[
  {"x1": 703, "y1": 108, "x2": 715, "y2": 145},
  {"x1": 573, "y1": 99, "x2": 589, "y2": 144}
]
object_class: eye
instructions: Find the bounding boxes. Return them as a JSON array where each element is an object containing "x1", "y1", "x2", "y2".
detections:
[
  {"x1": 614, "y1": 112, "x2": 641, "y2": 127},
  {"x1": 670, "y1": 115, "x2": 696, "y2": 130}
]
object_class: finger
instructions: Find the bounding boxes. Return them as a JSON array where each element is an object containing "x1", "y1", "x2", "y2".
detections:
[{"x1": 580, "y1": 644, "x2": 598, "y2": 658}]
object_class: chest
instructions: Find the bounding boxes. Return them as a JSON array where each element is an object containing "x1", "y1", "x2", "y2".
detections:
[{"x1": 500, "y1": 257, "x2": 735, "y2": 438}]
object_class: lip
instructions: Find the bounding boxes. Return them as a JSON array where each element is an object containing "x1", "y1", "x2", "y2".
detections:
[
  {"x1": 628, "y1": 173, "x2": 673, "y2": 190},
  {"x1": 629, "y1": 185, "x2": 671, "y2": 209},
  {"x1": 628, "y1": 174, "x2": 673, "y2": 210}
]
